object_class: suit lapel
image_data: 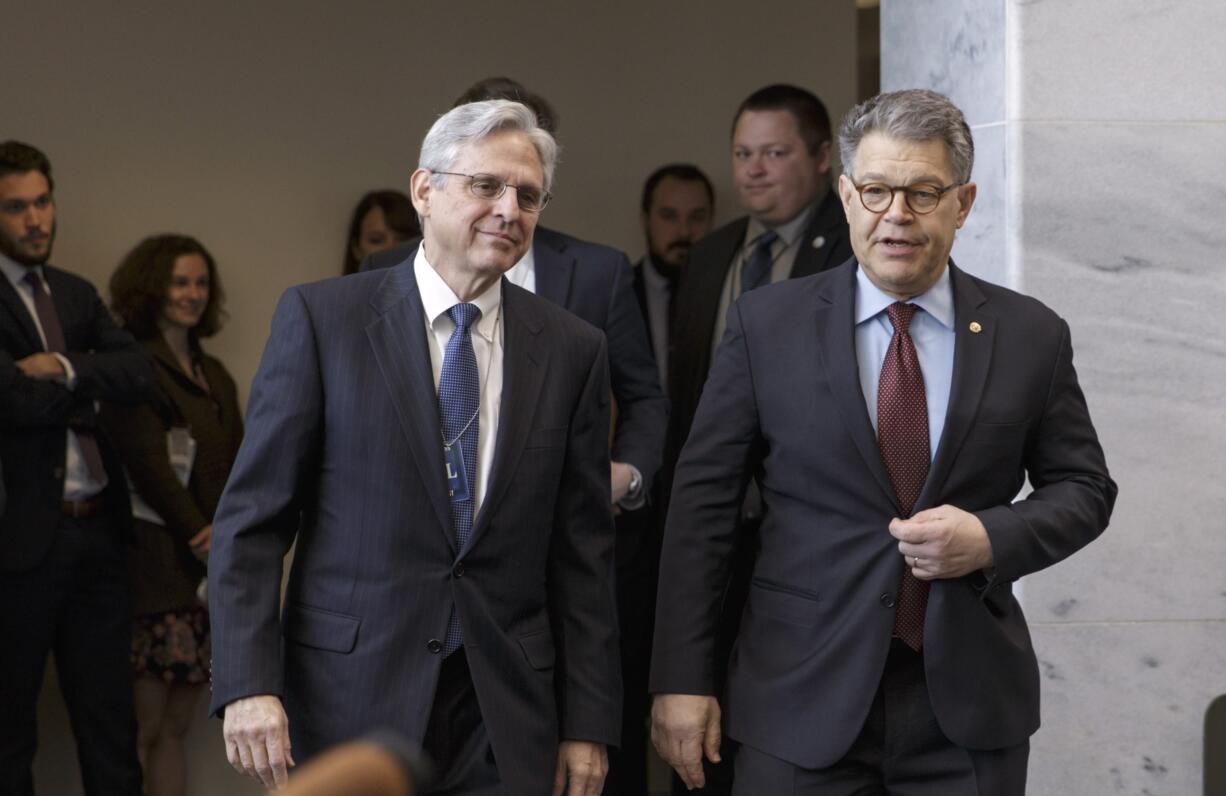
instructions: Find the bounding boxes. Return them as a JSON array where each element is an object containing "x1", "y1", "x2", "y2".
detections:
[
  {"x1": 790, "y1": 191, "x2": 848, "y2": 278},
  {"x1": 364, "y1": 256, "x2": 454, "y2": 549},
  {"x1": 470, "y1": 283, "x2": 547, "y2": 545},
  {"x1": 813, "y1": 265, "x2": 901, "y2": 512},
  {"x1": 916, "y1": 264, "x2": 994, "y2": 510},
  {"x1": 0, "y1": 271, "x2": 45, "y2": 352},
  {"x1": 532, "y1": 230, "x2": 573, "y2": 308}
]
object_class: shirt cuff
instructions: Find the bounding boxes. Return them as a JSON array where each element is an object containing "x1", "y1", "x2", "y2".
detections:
[
  {"x1": 53, "y1": 353, "x2": 77, "y2": 388},
  {"x1": 618, "y1": 464, "x2": 646, "y2": 510}
]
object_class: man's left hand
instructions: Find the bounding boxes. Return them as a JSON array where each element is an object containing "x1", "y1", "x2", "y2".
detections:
[
  {"x1": 890, "y1": 504, "x2": 994, "y2": 580},
  {"x1": 552, "y1": 740, "x2": 607, "y2": 796},
  {"x1": 15, "y1": 352, "x2": 65, "y2": 380}
]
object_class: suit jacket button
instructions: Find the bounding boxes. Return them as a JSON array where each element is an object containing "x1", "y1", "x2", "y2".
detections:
[
  {"x1": 427, "y1": 639, "x2": 443, "y2": 654},
  {"x1": 452, "y1": 562, "x2": 465, "y2": 578},
  {"x1": 880, "y1": 593, "x2": 895, "y2": 608}
]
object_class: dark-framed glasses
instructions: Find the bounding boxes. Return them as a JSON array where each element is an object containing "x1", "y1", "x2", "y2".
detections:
[
  {"x1": 432, "y1": 171, "x2": 552, "y2": 213},
  {"x1": 850, "y1": 180, "x2": 963, "y2": 215}
]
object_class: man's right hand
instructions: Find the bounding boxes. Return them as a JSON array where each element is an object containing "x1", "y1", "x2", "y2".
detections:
[
  {"x1": 650, "y1": 693, "x2": 722, "y2": 790},
  {"x1": 223, "y1": 694, "x2": 295, "y2": 790}
]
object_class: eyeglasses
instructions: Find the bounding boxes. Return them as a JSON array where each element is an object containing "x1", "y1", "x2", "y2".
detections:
[
  {"x1": 432, "y1": 171, "x2": 552, "y2": 213},
  {"x1": 849, "y1": 180, "x2": 963, "y2": 215}
]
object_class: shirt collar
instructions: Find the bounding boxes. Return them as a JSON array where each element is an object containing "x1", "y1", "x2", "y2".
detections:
[
  {"x1": 854, "y1": 261, "x2": 954, "y2": 330},
  {"x1": 413, "y1": 246, "x2": 502, "y2": 342},
  {"x1": 503, "y1": 243, "x2": 536, "y2": 290},
  {"x1": 641, "y1": 254, "x2": 669, "y2": 290},
  {"x1": 0, "y1": 252, "x2": 43, "y2": 291}
]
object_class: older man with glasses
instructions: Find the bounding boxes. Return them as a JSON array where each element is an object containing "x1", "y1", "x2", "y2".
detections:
[
  {"x1": 209, "y1": 100, "x2": 620, "y2": 796},
  {"x1": 650, "y1": 89, "x2": 1117, "y2": 795}
]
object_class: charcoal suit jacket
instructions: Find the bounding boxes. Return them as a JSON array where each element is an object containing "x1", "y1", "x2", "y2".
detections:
[
  {"x1": 650, "y1": 261, "x2": 1117, "y2": 767},
  {"x1": 208, "y1": 259, "x2": 622, "y2": 794}
]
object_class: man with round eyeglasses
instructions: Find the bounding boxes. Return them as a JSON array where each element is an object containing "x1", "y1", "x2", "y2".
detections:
[
  {"x1": 209, "y1": 100, "x2": 620, "y2": 796},
  {"x1": 651, "y1": 89, "x2": 1116, "y2": 795}
]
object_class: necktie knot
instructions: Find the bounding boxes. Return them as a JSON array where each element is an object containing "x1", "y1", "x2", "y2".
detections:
[
  {"x1": 740, "y1": 230, "x2": 780, "y2": 295},
  {"x1": 22, "y1": 270, "x2": 44, "y2": 291},
  {"x1": 447, "y1": 303, "x2": 481, "y2": 333},
  {"x1": 754, "y1": 230, "x2": 779, "y2": 254},
  {"x1": 886, "y1": 301, "x2": 918, "y2": 333}
]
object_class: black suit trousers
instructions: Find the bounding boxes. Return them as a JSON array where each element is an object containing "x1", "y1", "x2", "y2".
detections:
[
  {"x1": 0, "y1": 513, "x2": 142, "y2": 796},
  {"x1": 731, "y1": 641, "x2": 1029, "y2": 796}
]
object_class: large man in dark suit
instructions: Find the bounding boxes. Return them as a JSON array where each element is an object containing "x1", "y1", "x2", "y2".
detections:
[
  {"x1": 0, "y1": 141, "x2": 151, "y2": 795},
  {"x1": 650, "y1": 90, "x2": 1117, "y2": 795},
  {"x1": 661, "y1": 84, "x2": 853, "y2": 794},
  {"x1": 210, "y1": 101, "x2": 620, "y2": 796}
]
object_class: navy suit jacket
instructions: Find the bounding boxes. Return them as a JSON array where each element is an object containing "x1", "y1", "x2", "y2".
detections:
[
  {"x1": 0, "y1": 265, "x2": 151, "y2": 572},
  {"x1": 363, "y1": 227, "x2": 668, "y2": 493},
  {"x1": 208, "y1": 263, "x2": 621, "y2": 794},
  {"x1": 667, "y1": 190, "x2": 851, "y2": 490},
  {"x1": 650, "y1": 262, "x2": 1117, "y2": 767}
]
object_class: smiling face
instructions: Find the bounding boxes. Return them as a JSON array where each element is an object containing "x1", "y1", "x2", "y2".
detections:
[
  {"x1": 0, "y1": 170, "x2": 56, "y2": 266},
  {"x1": 732, "y1": 109, "x2": 830, "y2": 227},
  {"x1": 160, "y1": 253, "x2": 211, "y2": 331},
  {"x1": 411, "y1": 129, "x2": 543, "y2": 297},
  {"x1": 839, "y1": 132, "x2": 976, "y2": 299}
]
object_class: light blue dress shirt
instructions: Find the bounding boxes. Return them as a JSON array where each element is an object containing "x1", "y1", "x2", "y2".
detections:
[{"x1": 854, "y1": 264, "x2": 956, "y2": 461}]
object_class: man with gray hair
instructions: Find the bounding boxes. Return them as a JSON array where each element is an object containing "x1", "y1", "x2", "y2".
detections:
[
  {"x1": 650, "y1": 89, "x2": 1116, "y2": 794},
  {"x1": 209, "y1": 100, "x2": 620, "y2": 795}
]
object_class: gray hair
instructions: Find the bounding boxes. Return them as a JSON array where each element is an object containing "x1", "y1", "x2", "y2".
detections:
[
  {"x1": 418, "y1": 99, "x2": 559, "y2": 193},
  {"x1": 838, "y1": 89, "x2": 974, "y2": 185}
]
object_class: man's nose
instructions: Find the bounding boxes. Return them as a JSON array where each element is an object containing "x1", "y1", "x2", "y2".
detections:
[
  {"x1": 493, "y1": 187, "x2": 522, "y2": 220},
  {"x1": 882, "y1": 190, "x2": 914, "y2": 223}
]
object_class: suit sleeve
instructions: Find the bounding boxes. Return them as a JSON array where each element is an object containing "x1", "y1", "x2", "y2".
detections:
[
  {"x1": 0, "y1": 290, "x2": 150, "y2": 429},
  {"x1": 976, "y1": 318, "x2": 1117, "y2": 583},
  {"x1": 548, "y1": 334, "x2": 622, "y2": 744},
  {"x1": 101, "y1": 398, "x2": 210, "y2": 544},
  {"x1": 650, "y1": 302, "x2": 762, "y2": 695},
  {"x1": 64, "y1": 289, "x2": 152, "y2": 405},
  {"x1": 603, "y1": 251, "x2": 669, "y2": 492},
  {"x1": 208, "y1": 287, "x2": 323, "y2": 715}
]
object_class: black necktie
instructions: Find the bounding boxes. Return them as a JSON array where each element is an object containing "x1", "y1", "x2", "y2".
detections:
[
  {"x1": 22, "y1": 270, "x2": 108, "y2": 485},
  {"x1": 740, "y1": 230, "x2": 779, "y2": 295}
]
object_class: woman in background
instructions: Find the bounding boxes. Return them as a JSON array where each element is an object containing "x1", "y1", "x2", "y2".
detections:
[
  {"x1": 341, "y1": 189, "x2": 420, "y2": 275},
  {"x1": 104, "y1": 234, "x2": 243, "y2": 796}
]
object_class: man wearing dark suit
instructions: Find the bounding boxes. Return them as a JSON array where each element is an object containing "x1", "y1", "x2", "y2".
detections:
[
  {"x1": 0, "y1": 141, "x2": 151, "y2": 795},
  {"x1": 650, "y1": 90, "x2": 1117, "y2": 795},
  {"x1": 662, "y1": 84, "x2": 853, "y2": 794},
  {"x1": 364, "y1": 78, "x2": 668, "y2": 518},
  {"x1": 210, "y1": 101, "x2": 620, "y2": 796}
]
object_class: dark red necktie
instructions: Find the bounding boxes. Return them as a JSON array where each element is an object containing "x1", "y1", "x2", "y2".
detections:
[
  {"x1": 877, "y1": 302, "x2": 930, "y2": 651},
  {"x1": 23, "y1": 270, "x2": 108, "y2": 485}
]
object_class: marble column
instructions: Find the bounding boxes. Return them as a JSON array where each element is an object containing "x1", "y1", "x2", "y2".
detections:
[{"x1": 881, "y1": 1, "x2": 1226, "y2": 793}]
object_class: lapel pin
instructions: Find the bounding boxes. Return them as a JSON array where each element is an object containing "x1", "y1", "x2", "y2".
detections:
[
  {"x1": 969, "y1": 321, "x2": 982, "y2": 333},
  {"x1": 812, "y1": 235, "x2": 826, "y2": 249}
]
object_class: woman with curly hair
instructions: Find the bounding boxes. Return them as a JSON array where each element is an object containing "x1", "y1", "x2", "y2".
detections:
[{"x1": 102, "y1": 234, "x2": 243, "y2": 796}]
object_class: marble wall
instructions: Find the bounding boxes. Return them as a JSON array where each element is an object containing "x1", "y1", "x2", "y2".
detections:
[{"x1": 882, "y1": 0, "x2": 1226, "y2": 793}]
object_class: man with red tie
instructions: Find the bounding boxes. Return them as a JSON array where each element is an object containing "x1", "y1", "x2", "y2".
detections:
[
  {"x1": 0, "y1": 140, "x2": 151, "y2": 795},
  {"x1": 649, "y1": 91, "x2": 1117, "y2": 795}
]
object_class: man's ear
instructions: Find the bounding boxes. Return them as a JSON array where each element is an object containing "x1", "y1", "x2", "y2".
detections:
[
  {"x1": 409, "y1": 168, "x2": 433, "y2": 219},
  {"x1": 955, "y1": 181, "x2": 977, "y2": 229},
  {"x1": 815, "y1": 139, "x2": 833, "y2": 175}
]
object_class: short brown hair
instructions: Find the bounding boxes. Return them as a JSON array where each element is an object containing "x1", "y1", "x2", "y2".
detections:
[
  {"x1": 453, "y1": 76, "x2": 558, "y2": 135},
  {"x1": 0, "y1": 141, "x2": 54, "y2": 191},
  {"x1": 732, "y1": 84, "x2": 832, "y2": 155},
  {"x1": 110, "y1": 234, "x2": 227, "y2": 341}
]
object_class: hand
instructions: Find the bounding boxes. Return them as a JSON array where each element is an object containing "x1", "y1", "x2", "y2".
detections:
[
  {"x1": 552, "y1": 740, "x2": 607, "y2": 796},
  {"x1": 222, "y1": 694, "x2": 295, "y2": 790},
  {"x1": 890, "y1": 504, "x2": 994, "y2": 580},
  {"x1": 189, "y1": 523, "x2": 212, "y2": 562},
  {"x1": 15, "y1": 352, "x2": 64, "y2": 380},
  {"x1": 610, "y1": 461, "x2": 634, "y2": 505},
  {"x1": 651, "y1": 694, "x2": 721, "y2": 790}
]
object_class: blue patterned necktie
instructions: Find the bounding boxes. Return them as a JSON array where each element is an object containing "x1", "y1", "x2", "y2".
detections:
[
  {"x1": 439, "y1": 302, "x2": 481, "y2": 655},
  {"x1": 740, "y1": 229, "x2": 779, "y2": 295}
]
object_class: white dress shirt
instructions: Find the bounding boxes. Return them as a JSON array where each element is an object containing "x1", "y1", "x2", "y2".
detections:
[
  {"x1": 413, "y1": 247, "x2": 504, "y2": 514},
  {"x1": 0, "y1": 253, "x2": 105, "y2": 499}
]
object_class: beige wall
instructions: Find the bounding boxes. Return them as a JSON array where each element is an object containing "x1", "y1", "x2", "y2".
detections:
[{"x1": 6, "y1": 2, "x2": 856, "y2": 792}]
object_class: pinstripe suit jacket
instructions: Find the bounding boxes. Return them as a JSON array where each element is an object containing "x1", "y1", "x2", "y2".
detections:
[{"x1": 208, "y1": 262, "x2": 621, "y2": 793}]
